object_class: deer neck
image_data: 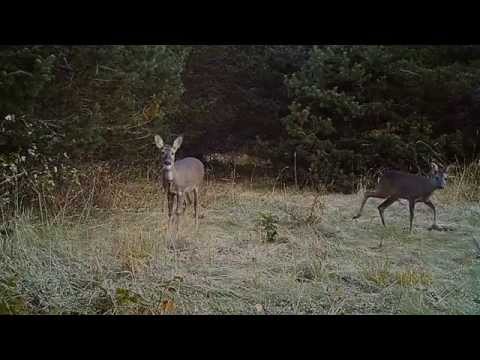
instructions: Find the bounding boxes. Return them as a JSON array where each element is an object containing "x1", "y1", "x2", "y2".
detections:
[{"x1": 163, "y1": 166, "x2": 176, "y2": 191}]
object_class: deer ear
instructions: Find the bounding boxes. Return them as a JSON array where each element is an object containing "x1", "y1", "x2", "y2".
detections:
[
  {"x1": 172, "y1": 135, "x2": 183, "y2": 151},
  {"x1": 154, "y1": 135, "x2": 164, "y2": 149},
  {"x1": 431, "y1": 162, "x2": 439, "y2": 173},
  {"x1": 445, "y1": 164, "x2": 455, "y2": 173}
]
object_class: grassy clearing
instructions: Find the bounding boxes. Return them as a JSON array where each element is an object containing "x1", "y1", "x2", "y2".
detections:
[{"x1": 1, "y1": 169, "x2": 480, "y2": 314}]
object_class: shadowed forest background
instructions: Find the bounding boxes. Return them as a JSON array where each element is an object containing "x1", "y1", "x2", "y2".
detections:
[
  {"x1": 2, "y1": 45, "x2": 480, "y2": 208},
  {"x1": 1, "y1": 46, "x2": 480, "y2": 315}
]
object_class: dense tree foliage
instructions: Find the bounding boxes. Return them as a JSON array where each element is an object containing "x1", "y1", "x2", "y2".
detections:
[
  {"x1": 0, "y1": 46, "x2": 188, "y2": 207},
  {"x1": 279, "y1": 46, "x2": 480, "y2": 191},
  {"x1": 1, "y1": 45, "x2": 479, "y2": 207},
  {"x1": 175, "y1": 45, "x2": 310, "y2": 157}
]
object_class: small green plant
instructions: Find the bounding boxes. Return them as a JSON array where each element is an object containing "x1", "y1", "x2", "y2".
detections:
[
  {"x1": 257, "y1": 212, "x2": 279, "y2": 243},
  {"x1": 0, "y1": 277, "x2": 28, "y2": 314}
]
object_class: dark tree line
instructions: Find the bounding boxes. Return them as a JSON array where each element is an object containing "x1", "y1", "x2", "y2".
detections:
[
  {"x1": 1, "y1": 45, "x2": 480, "y2": 207},
  {"x1": 278, "y1": 46, "x2": 480, "y2": 191}
]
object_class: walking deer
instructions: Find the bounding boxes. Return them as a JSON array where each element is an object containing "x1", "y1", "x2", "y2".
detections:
[
  {"x1": 155, "y1": 135, "x2": 205, "y2": 230},
  {"x1": 353, "y1": 163, "x2": 453, "y2": 232}
]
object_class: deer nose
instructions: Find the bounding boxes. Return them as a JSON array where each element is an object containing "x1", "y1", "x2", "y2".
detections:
[{"x1": 164, "y1": 160, "x2": 172, "y2": 166}]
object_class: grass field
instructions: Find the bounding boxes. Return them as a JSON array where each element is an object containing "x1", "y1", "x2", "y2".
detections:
[{"x1": 1, "y1": 169, "x2": 480, "y2": 315}]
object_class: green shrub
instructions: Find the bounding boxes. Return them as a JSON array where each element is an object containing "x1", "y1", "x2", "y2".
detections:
[{"x1": 256, "y1": 212, "x2": 279, "y2": 243}]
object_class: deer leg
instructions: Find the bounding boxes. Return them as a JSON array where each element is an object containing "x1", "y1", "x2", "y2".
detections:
[
  {"x1": 175, "y1": 192, "x2": 186, "y2": 226},
  {"x1": 193, "y1": 187, "x2": 199, "y2": 230},
  {"x1": 175, "y1": 193, "x2": 184, "y2": 215},
  {"x1": 162, "y1": 180, "x2": 170, "y2": 214},
  {"x1": 174, "y1": 193, "x2": 186, "y2": 232},
  {"x1": 424, "y1": 200, "x2": 436, "y2": 226},
  {"x1": 181, "y1": 191, "x2": 193, "y2": 214},
  {"x1": 424, "y1": 200, "x2": 441, "y2": 231},
  {"x1": 164, "y1": 190, "x2": 170, "y2": 214},
  {"x1": 377, "y1": 196, "x2": 398, "y2": 227},
  {"x1": 408, "y1": 199, "x2": 416, "y2": 233},
  {"x1": 353, "y1": 191, "x2": 383, "y2": 219},
  {"x1": 167, "y1": 192, "x2": 176, "y2": 227},
  {"x1": 186, "y1": 192, "x2": 193, "y2": 206},
  {"x1": 180, "y1": 195, "x2": 187, "y2": 213}
]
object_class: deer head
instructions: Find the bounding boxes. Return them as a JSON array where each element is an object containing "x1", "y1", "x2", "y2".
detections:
[
  {"x1": 154, "y1": 135, "x2": 184, "y2": 171},
  {"x1": 430, "y1": 162, "x2": 454, "y2": 189}
]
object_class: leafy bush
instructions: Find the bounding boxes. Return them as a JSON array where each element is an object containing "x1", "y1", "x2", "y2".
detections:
[
  {"x1": 0, "y1": 46, "x2": 188, "y2": 211},
  {"x1": 256, "y1": 212, "x2": 279, "y2": 243}
]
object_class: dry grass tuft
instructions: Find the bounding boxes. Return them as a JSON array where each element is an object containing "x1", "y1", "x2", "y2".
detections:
[
  {"x1": 441, "y1": 162, "x2": 480, "y2": 204},
  {"x1": 1, "y1": 163, "x2": 480, "y2": 314},
  {"x1": 395, "y1": 269, "x2": 432, "y2": 288}
]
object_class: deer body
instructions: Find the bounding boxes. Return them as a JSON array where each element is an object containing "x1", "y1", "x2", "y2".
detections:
[
  {"x1": 353, "y1": 163, "x2": 451, "y2": 233},
  {"x1": 165, "y1": 158, "x2": 204, "y2": 194},
  {"x1": 374, "y1": 171, "x2": 437, "y2": 200},
  {"x1": 156, "y1": 135, "x2": 205, "y2": 230}
]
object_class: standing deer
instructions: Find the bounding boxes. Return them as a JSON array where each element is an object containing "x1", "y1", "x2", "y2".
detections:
[
  {"x1": 353, "y1": 163, "x2": 453, "y2": 232},
  {"x1": 155, "y1": 134, "x2": 205, "y2": 230}
]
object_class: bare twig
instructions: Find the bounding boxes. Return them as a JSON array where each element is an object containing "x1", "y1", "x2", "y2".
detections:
[
  {"x1": 399, "y1": 69, "x2": 421, "y2": 77},
  {"x1": 294, "y1": 151, "x2": 298, "y2": 190},
  {"x1": 415, "y1": 140, "x2": 447, "y2": 168},
  {"x1": 4, "y1": 70, "x2": 33, "y2": 78},
  {"x1": 272, "y1": 166, "x2": 289, "y2": 195},
  {"x1": 0, "y1": 171, "x2": 27, "y2": 187}
]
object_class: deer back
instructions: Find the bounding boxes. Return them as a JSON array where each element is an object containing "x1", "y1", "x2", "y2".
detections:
[{"x1": 377, "y1": 171, "x2": 436, "y2": 200}]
